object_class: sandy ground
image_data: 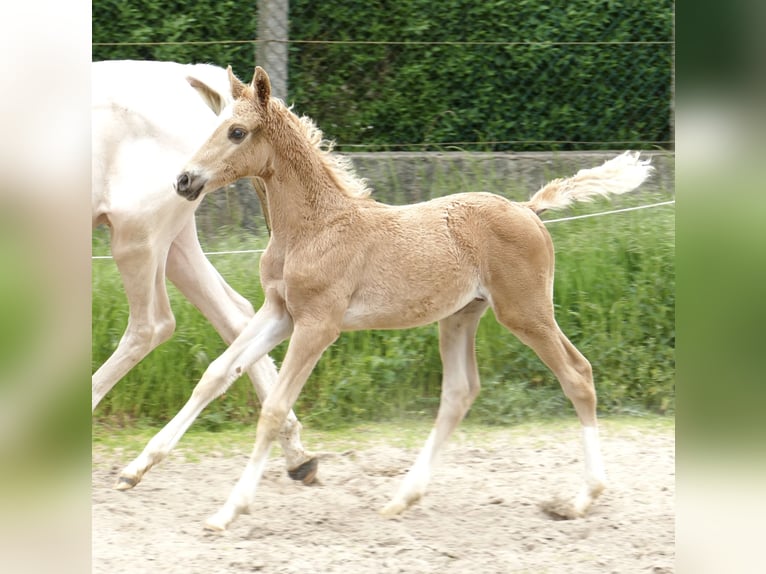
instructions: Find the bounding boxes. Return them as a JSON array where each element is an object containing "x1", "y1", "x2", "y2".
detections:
[{"x1": 92, "y1": 420, "x2": 674, "y2": 573}]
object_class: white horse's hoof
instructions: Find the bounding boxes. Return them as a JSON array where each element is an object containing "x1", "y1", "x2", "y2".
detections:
[{"x1": 204, "y1": 513, "x2": 230, "y2": 532}]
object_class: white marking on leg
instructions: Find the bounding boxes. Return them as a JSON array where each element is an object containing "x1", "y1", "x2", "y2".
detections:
[
  {"x1": 206, "y1": 323, "x2": 336, "y2": 530},
  {"x1": 573, "y1": 425, "x2": 607, "y2": 515},
  {"x1": 381, "y1": 429, "x2": 437, "y2": 516},
  {"x1": 205, "y1": 445, "x2": 271, "y2": 531},
  {"x1": 583, "y1": 426, "x2": 607, "y2": 484}
]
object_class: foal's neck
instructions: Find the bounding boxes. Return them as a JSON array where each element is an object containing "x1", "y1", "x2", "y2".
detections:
[{"x1": 261, "y1": 115, "x2": 351, "y2": 234}]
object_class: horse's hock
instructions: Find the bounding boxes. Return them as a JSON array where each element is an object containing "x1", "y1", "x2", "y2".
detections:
[{"x1": 195, "y1": 151, "x2": 675, "y2": 238}]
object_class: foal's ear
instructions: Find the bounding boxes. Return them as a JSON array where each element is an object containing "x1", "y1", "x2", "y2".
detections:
[
  {"x1": 227, "y1": 65, "x2": 246, "y2": 100},
  {"x1": 252, "y1": 66, "x2": 271, "y2": 108}
]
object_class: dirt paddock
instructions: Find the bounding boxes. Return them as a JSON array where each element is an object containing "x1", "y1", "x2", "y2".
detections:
[{"x1": 92, "y1": 419, "x2": 674, "y2": 573}]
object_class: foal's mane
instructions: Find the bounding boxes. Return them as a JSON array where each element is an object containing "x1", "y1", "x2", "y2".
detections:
[{"x1": 274, "y1": 100, "x2": 371, "y2": 199}]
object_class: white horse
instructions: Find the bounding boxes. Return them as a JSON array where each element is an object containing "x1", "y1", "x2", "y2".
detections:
[{"x1": 91, "y1": 60, "x2": 317, "y2": 482}]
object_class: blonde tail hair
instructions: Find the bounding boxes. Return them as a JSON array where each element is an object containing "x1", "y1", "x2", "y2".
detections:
[{"x1": 523, "y1": 151, "x2": 654, "y2": 215}]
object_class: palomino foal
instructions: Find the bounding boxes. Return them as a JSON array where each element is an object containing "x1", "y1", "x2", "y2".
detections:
[{"x1": 121, "y1": 66, "x2": 652, "y2": 531}]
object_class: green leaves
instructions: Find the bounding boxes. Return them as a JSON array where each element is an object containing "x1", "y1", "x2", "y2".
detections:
[{"x1": 93, "y1": 0, "x2": 673, "y2": 151}]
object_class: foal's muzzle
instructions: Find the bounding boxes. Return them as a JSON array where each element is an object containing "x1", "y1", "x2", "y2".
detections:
[{"x1": 175, "y1": 171, "x2": 206, "y2": 201}]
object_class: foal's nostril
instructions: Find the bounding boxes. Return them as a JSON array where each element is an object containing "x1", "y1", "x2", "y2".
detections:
[
  {"x1": 176, "y1": 172, "x2": 190, "y2": 191},
  {"x1": 175, "y1": 171, "x2": 205, "y2": 201}
]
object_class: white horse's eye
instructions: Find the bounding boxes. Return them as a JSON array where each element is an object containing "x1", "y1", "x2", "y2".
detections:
[{"x1": 228, "y1": 127, "x2": 247, "y2": 142}]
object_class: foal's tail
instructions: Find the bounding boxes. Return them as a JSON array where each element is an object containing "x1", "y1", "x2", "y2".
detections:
[{"x1": 523, "y1": 151, "x2": 653, "y2": 215}]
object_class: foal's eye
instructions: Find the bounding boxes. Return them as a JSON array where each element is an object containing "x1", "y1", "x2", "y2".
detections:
[{"x1": 228, "y1": 127, "x2": 247, "y2": 142}]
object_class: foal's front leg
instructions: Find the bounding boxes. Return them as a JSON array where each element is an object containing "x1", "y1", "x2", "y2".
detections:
[
  {"x1": 115, "y1": 301, "x2": 293, "y2": 489},
  {"x1": 166, "y1": 221, "x2": 316, "y2": 482},
  {"x1": 205, "y1": 322, "x2": 339, "y2": 531}
]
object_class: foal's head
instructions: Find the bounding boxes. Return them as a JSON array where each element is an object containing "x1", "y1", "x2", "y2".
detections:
[{"x1": 176, "y1": 66, "x2": 275, "y2": 201}]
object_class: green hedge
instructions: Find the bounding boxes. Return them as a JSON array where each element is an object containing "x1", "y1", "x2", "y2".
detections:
[{"x1": 92, "y1": 0, "x2": 674, "y2": 151}]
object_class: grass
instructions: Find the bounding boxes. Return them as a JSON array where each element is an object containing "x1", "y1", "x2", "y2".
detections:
[
  {"x1": 92, "y1": 160, "x2": 674, "y2": 429},
  {"x1": 92, "y1": 414, "x2": 674, "y2": 462}
]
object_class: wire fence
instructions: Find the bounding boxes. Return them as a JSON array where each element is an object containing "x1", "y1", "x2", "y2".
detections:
[
  {"x1": 92, "y1": 3, "x2": 675, "y2": 258},
  {"x1": 92, "y1": 0, "x2": 674, "y2": 152},
  {"x1": 93, "y1": 39, "x2": 673, "y2": 47}
]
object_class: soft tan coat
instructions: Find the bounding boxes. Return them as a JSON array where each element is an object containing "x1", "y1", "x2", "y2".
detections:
[{"x1": 121, "y1": 65, "x2": 653, "y2": 531}]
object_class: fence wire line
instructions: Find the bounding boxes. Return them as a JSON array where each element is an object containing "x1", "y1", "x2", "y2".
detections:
[
  {"x1": 542, "y1": 200, "x2": 674, "y2": 224},
  {"x1": 93, "y1": 39, "x2": 672, "y2": 47},
  {"x1": 91, "y1": 200, "x2": 674, "y2": 260}
]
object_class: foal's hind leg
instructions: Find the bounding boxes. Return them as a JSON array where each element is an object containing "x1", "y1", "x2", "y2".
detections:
[
  {"x1": 492, "y1": 296, "x2": 607, "y2": 518},
  {"x1": 381, "y1": 298, "x2": 488, "y2": 517}
]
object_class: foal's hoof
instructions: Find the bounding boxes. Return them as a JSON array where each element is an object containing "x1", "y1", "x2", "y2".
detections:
[
  {"x1": 287, "y1": 457, "x2": 319, "y2": 485},
  {"x1": 204, "y1": 509, "x2": 235, "y2": 532},
  {"x1": 379, "y1": 501, "x2": 407, "y2": 518},
  {"x1": 114, "y1": 474, "x2": 139, "y2": 491},
  {"x1": 380, "y1": 494, "x2": 420, "y2": 518},
  {"x1": 203, "y1": 519, "x2": 227, "y2": 533}
]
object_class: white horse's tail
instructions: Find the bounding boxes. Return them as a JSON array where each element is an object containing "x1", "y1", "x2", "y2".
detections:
[{"x1": 523, "y1": 151, "x2": 653, "y2": 215}]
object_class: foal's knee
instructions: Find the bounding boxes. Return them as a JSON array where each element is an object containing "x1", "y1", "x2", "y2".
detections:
[
  {"x1": 190, "y1": 375, "x2": 222, "y2": 403},
  {"x1": 190, "y1": 358, "x2": 232, "y2": 403},
  {"x1": 257, "y1": 406, "x2": 289, "y2": 443}
]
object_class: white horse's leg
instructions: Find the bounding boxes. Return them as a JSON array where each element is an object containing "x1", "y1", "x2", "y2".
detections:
[
  {"x1": 205, "y1": 322, "x2": 338, "y2": 531},
  {"x1": 166, "y1": 221, "x2": 317, "y2": 481},
  {"x1": 381, "y1": 299, "x2": 488, "y2": 517},
  {"x1": 92, "y1": 229, "x2": 174, "y2": 410},
  {"x1": 115, "y1": 299, "x2": 293, "y2": 489}
]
